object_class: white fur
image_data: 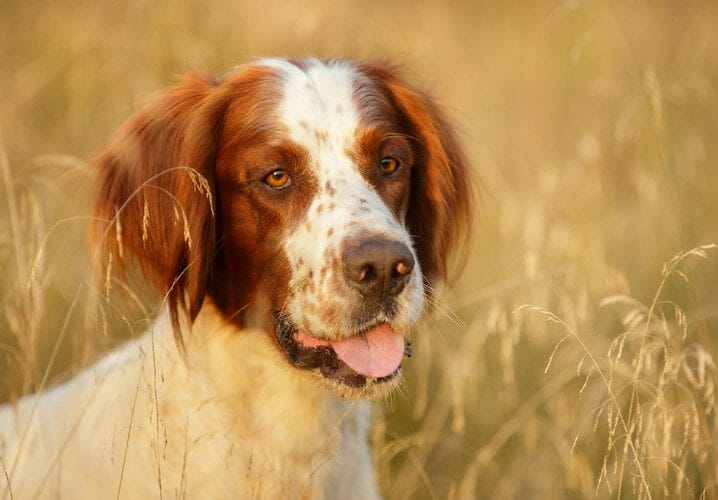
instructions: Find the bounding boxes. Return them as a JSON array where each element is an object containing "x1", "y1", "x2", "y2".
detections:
[{"x1": 0, "y1": 302, "x2": 379, "y2": 499}]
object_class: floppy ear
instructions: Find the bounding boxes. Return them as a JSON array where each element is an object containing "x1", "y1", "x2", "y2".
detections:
[
  {"x1": 90, "y1": 74, "x2": 229, "y2": 337},
  {"x1": 366, "y1": 65, "x2": 475, "y2": 284}
]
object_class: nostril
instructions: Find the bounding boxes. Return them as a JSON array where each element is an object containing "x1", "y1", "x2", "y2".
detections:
[
  {"x1": 394, "y1": 261, "x2": 408, "y2": 276},
  {"x1": 357, "y1": 264, "x2": 375, "y2": 282},
  {"x1": 393, "y1": 257, "x2": 414, "y2": 278}
]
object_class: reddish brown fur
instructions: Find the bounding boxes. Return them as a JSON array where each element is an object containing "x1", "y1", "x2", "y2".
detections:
[
  {"x1": 91, "y1": 65, "x2": 317, "y2": 338},
  {"x1": 350, "y1": 126, "x2": 414, "y2": 218},
  {"x1": 91, "y1": 60, "x2": 473, "y2": 344},
  {"x1": 91, "y1": 73, "x2": 228, "y2": 338}
]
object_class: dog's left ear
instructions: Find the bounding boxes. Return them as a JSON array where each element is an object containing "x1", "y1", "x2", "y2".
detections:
[
  {"x1": 363, "y1": 64, "x2": 475, "y2": 284},
  {"x1": 90, "y1": 74, "x2": 229, "y2": 336}
]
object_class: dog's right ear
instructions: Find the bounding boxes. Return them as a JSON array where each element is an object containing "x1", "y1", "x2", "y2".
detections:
[{"x1": 90, "y1": 74, "x2": 229, "y2": 337}]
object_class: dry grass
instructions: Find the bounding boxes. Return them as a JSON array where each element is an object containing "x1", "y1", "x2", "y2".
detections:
[{"x1": 2, "y1": 0, "x2": 718, "y2": 497}]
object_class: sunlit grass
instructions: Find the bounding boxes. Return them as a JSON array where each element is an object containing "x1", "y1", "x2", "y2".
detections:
[{"x1": 2, "y1": 0, "x2": 718, "y2": 497}]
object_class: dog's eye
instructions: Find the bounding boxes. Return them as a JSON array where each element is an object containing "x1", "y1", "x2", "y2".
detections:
[
  {"x1": 379, "y1": 157, "x2": 401, "y2": 176},
  {"x1": 264, "y1": 169, "x2": 292, "y2": 190}
]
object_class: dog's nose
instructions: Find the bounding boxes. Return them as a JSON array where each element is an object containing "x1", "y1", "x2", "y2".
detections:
[{"x1": 342, "y1": 238, "x2": 415, "y2": 301}]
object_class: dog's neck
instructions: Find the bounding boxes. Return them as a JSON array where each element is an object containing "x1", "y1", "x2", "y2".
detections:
[
  {"x1": 0, "y1": 303, "x2": 379, "y2": 498},
  {"x1": 182, "y1": 300, "x2": 352, "y2": 455},
  {"x1": 128, "y1": 300, "x2": 375, "y2": 496}
]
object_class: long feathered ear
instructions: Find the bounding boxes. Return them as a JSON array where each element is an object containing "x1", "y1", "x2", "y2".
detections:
[
  {"x1": 365, "y1": 65, "x2": 475, "y2": 284},
  {"x1": 90, "y1": 74, "x2": 229, "y2": 337}
]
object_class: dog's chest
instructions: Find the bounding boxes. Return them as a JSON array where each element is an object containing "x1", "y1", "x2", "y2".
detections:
[{"x1": 0, "y1": 312, "x2": 380, "y2": 499}]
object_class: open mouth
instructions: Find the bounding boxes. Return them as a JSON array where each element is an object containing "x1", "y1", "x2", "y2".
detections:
[{"x1": 274, "y1": 312, "x2": 412, "y2": 389}]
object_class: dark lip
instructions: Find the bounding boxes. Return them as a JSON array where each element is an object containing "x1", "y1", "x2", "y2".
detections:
[{"x1": 273, "y1": 310, "x2": 404, "y2": 388}]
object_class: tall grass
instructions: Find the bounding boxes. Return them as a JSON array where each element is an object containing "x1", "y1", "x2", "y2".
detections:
[{"x1": 2, "y1": 0, "x2": 717, "y2": 497}]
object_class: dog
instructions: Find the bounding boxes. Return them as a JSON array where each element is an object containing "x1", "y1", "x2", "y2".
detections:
[{"x1": 0, "y1": 58, "x2": 471, "y2": 499}]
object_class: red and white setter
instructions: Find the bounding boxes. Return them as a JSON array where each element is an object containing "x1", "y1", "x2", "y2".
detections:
[{"x1": 0, "y1": 58, "x2": 471, "y2": 499}]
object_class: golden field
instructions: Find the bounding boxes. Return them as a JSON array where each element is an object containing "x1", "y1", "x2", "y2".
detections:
[{"x1": 1, "y1": 0, "x2": 718, "y2": 497}]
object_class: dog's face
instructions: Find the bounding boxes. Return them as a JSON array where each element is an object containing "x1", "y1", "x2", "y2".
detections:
[{"x1": 92, "y1": 59, "x2": 471, "y2": 398}]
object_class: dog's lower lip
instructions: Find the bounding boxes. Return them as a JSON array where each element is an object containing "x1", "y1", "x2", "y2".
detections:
[
  {"x1": 273, "y1": 312, "x2": 404, "y2": 387},
  {"x1": 296, "y1": 324, "x2": 404, "y2": 378}
]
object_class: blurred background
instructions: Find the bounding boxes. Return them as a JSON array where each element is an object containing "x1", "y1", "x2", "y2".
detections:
[{"x1": 1, "y1": 0, "x2": 717, "y2": 497}]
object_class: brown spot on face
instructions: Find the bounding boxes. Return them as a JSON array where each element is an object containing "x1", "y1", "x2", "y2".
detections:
[
  {"x1": 360, "y1": 206, "x2": 369, "y2": 213},
  {"x1": 325, "y1": 181, "x2": 336, "y2": 196},
  {"x1": 314, "y1": 129, "x2": 328, "y2": 144},
  {"x1": 308, "y1": 270, "x2": 314, "y2": 279},
  {"x1": 316, "y1": 204, "x2": 324, "y2": 214},
  {"x1": 300, "y1": 120, "x2": 310, "y2": 131},
  {"x1": 327, "y1": 228, "x2": 334, "y2": 237},
  {"x1": 297, "y1": 258, "x2": 304, "y2": 268},
  {"x1": 328, "y1": 202, "x2": 336, "y2": 210}
]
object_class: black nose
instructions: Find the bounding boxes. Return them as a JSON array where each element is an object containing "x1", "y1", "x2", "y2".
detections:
[{"x1": 342, "y1": 238, "x2": 415, "y2": 301}]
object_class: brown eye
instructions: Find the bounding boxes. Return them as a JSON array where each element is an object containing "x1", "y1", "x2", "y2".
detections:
[
  {"x1": 379, "y1": 157, "x2": 401, "y2": 176},
  {"x1": 264, "y1": 169, "x2": 292, "y2": 189}
]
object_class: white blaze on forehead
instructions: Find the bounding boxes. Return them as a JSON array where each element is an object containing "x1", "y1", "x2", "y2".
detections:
[{"x1": 257, "y1": 58, "x2": 360, "y2": 151}]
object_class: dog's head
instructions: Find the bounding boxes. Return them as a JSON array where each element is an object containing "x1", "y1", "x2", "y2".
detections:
[{"x1": 91, "y1": 59, "x2": 472, "y2": 398}]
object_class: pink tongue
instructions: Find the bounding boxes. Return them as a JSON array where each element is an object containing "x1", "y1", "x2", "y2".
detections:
[
  {"x1": 331, "y1": 324, "x2": 405, "y2": 378},
  {"x1": 295, "y1": 325, "x2": 405, "y2": 378}
]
